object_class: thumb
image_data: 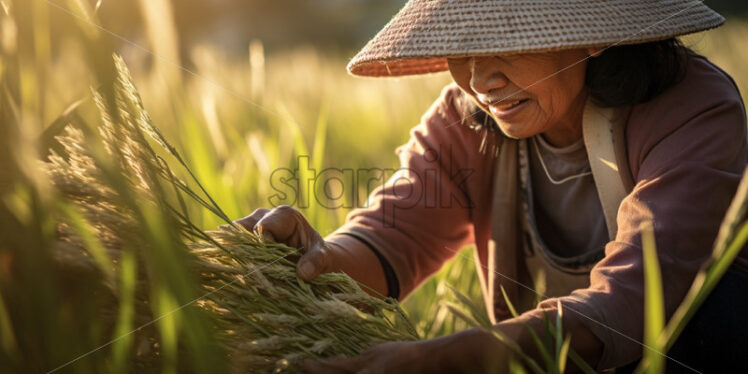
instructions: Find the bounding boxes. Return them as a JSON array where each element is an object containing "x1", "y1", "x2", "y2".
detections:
[{"x1": 297, "y1": 240, "x2": 330, "y2": 281}]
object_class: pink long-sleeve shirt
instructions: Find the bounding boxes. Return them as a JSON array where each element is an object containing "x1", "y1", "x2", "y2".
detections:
[{"x1": 333, "y1": 54, "x2": 748, "y2": 369}]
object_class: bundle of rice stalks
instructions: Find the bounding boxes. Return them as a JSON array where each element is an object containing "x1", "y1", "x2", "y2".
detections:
[{"x1": 42, "y1": 55, "x2": 417, "y2": 373}]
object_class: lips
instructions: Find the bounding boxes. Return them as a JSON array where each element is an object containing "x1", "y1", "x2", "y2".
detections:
[
  {"x1": 493, "y1": 99, "x2": 526, "y2": 111},
  {"x1": 489, "y1": 98, "x2": 529, "y2": 119}
]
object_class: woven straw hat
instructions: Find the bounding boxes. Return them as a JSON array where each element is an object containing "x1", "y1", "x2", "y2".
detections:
[{"x1": 348, "y1": 0, "x2": 724, "y2": 77}]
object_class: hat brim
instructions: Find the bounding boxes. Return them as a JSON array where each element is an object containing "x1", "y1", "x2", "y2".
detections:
[{"x1": 348, "y1": 0, "x2": 725, "y2": 77}]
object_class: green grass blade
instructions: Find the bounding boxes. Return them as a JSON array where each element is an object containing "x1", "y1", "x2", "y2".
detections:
[
  {"x1": 636, "y1": 221, "x2": 665, "y2": 374},
  {"x1": 543, "y1": 314, "x2": 560, "y2": 374},
  {"x1": 710, "y1": 168, "x2": 748, "y2": 262},
  {"x1": 566, "y1": 349, "x2": 597, "y2": 374},
  {"x1": 509, "y1": 358, "x2": 529, "y2": 374},
  {"x1": 57, "y1": 201, "x2": 113, "y2": 280},
  {"x1": 312, "y1": 103, "x2": 328, "y2": 182},
  {"x1": 111, "y1": 56, "x2": 234, "y2": 226},
  {"x1": 533, "y1": 269, "x2": 547, "y2": 307},
  {"x1": 663, "y1": 221, "x2": 748, "y2": 350},
  {"x1": 500, "y1": 284, "x2": 556, "y2": 371},
  {"x1": 545, "y1": 318, "x2": 597, "y2": 374},
  {"x1": 279, "y1": 104, "x2": 313, "y2": 212},
  {"x1": 311, "y1": 102, "x2": 329, "y2": 229},
  {"x1": 500, "y1": 284, "x2": 519, "y2": 319},
  {"x1": 445, "y1": 303, "x2": 545, "y2": 374},
  {"x1": 653, "y1": 167, "x2": 748, "y2": 366},
  {"x1": 443, "y1": 302, "x2": 481, "y2": 328},
  {"x1": 153, "y1": 285, "x2": 179, "y2": 374},
  {"x1": 112, "y1": 250, "x2": 137, "y2": 374},
  {"x1": 554, "y1": 300, "x2": 564, "y2": 374},
  {"x1": 558, "y1": 335, "x2": 571, "y2": 373},
  {"x1": 0, "y1": 286, "x2": 19, "y2": 358},
  {"x1": 447, "y1": 285, "x2": 492, "y2": 328}
]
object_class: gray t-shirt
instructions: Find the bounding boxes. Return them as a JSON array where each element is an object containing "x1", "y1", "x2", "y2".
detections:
[
  {"x1": 527, "y1": 134, "x2": 608, "y2": 260},
  {"x1": 517, "y1": 135, "x2": 609, "y2": 310}
]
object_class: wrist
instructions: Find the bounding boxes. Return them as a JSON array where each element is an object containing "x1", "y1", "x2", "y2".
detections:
[
  {"x1": 324, "y1": 234, "x2": 389, "y2": 296},
  {"x1": 495, "y1": 309, "x2": 603, "y2": 370},
  {"x1": 443, "y1": 328, "x2": 510, "y2": 373}
]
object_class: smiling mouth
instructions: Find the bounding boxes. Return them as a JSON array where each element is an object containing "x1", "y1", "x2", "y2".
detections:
[{"x1": 492, "y1": 99, "x2": 528, "y2": 111}]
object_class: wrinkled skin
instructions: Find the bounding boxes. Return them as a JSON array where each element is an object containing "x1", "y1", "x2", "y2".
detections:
[{"x1": 447, "y1": 48, "x2": 601, "y2": 147}]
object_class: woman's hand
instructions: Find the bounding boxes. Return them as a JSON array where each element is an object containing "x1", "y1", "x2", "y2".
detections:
[
  {"x1": 235, "y1": 205, "x2": 331, "y2": 281},
  {"x1": 234, "y1": 206, "x2": 388, "y2": 294},
  {"x1": 301, "y1": 328, "x2": 512, "y2": 374}
]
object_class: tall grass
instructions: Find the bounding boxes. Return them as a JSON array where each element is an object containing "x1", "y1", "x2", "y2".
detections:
[
  {"x1": 2, "y1": 1, "x2": 421, "y2": 371},
  {"x1": 4, "y1": 47, "x2": 419, "y2": 373},
  {"x1": 1, "y1": 0, "x2": 748, "y2": 372}
]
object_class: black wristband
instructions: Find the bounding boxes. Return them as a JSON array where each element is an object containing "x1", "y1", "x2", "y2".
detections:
[{"x1": 338, "y1": 232, "x2": 400, "y2": 300}]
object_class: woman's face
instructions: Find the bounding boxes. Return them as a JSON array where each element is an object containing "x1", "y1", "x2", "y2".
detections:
[{"x1": 447, "y1": 49, "x2": 594, "y2": 147}]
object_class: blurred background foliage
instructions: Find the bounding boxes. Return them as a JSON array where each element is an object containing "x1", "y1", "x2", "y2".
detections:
[
  {"x1": 38, "y1": 1, "x2": 748, "y2": 54},
  {"x1": 1, "y1": 0, "x2": 748, "y2": 371}
]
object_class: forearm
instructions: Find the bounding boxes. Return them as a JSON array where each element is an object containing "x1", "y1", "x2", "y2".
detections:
[{"x1": 325, "y1": 234, "x2": 389, "y2": 297}]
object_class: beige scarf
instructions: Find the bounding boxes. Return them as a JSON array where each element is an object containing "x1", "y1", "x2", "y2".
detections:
[{"x1": 485, "y1": 100, "x2": 633, "y2": 322}]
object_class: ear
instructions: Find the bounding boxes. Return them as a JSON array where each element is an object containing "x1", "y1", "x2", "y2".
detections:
[{"x1": 587, "y1": 47, "x2": 604, "y2": 58}]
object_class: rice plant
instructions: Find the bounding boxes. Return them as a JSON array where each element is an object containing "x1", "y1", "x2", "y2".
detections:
[{"x1": 11, "y1": 53, "x2": 417, "y2": 373}]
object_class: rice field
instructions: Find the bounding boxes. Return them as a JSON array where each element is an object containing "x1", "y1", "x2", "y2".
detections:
[{"x1": 1, "y1": 0, "x2": 747, "y2": 372}]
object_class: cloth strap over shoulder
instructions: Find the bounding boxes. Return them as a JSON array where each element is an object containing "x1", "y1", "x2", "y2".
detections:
[{"x1": 582, "y1": 101, "x2": 632, "y2": 240}]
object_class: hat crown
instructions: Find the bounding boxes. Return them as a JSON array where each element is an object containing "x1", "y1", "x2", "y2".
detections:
[{"x1": 349, "y1": 0, "x2": 724, "y2": 77}]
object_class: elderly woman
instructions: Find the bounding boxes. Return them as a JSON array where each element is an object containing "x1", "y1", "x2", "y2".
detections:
[{"x1": 238, "y1": 0, "x2": 748, "y2": 372}]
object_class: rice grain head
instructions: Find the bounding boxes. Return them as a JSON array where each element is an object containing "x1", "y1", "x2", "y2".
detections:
[{"x1": 42, "y1": 54, "x2": 418, "y2": 373}]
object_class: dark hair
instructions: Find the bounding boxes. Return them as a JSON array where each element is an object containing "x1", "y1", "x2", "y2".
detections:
[
  {"x1": 586, "y1": 38, "x2": 690, "y2": 107},
  {"x1": 464, "y1": 38, "x2": 691, "y2": 138}
]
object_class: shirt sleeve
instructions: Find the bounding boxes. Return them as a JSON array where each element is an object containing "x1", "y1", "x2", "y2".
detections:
[
  {"x1": 336, "y1": 232, "x2": 401, "y2": 299},
  {"x1": 526, "y1": 58, "x2": 748, "y2": 369},
  {"x1": 330, "y1": 84, "x2": 494, "y2": 298}
]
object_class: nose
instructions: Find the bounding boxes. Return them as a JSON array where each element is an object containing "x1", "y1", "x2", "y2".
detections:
[{"x1": 469, "y1": 57, "x2": 509, "y2": 96}]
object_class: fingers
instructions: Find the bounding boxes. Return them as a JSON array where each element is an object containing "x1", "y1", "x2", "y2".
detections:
[
  {"x1": 235, "y1": 206, "x2": 302, "y2": 244},
  {"x1": 234, "y1": 206, "x2": 330, "y2": 280},
  {"x1": 297, "y1": 241, "x2": 331, "y2": 281},
  {"x1": 234, "y1": 208, "x2": 269, "y2": 231},
  {"x1": 254, "y1": 206, "x2": 318, "y2": 248}
]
